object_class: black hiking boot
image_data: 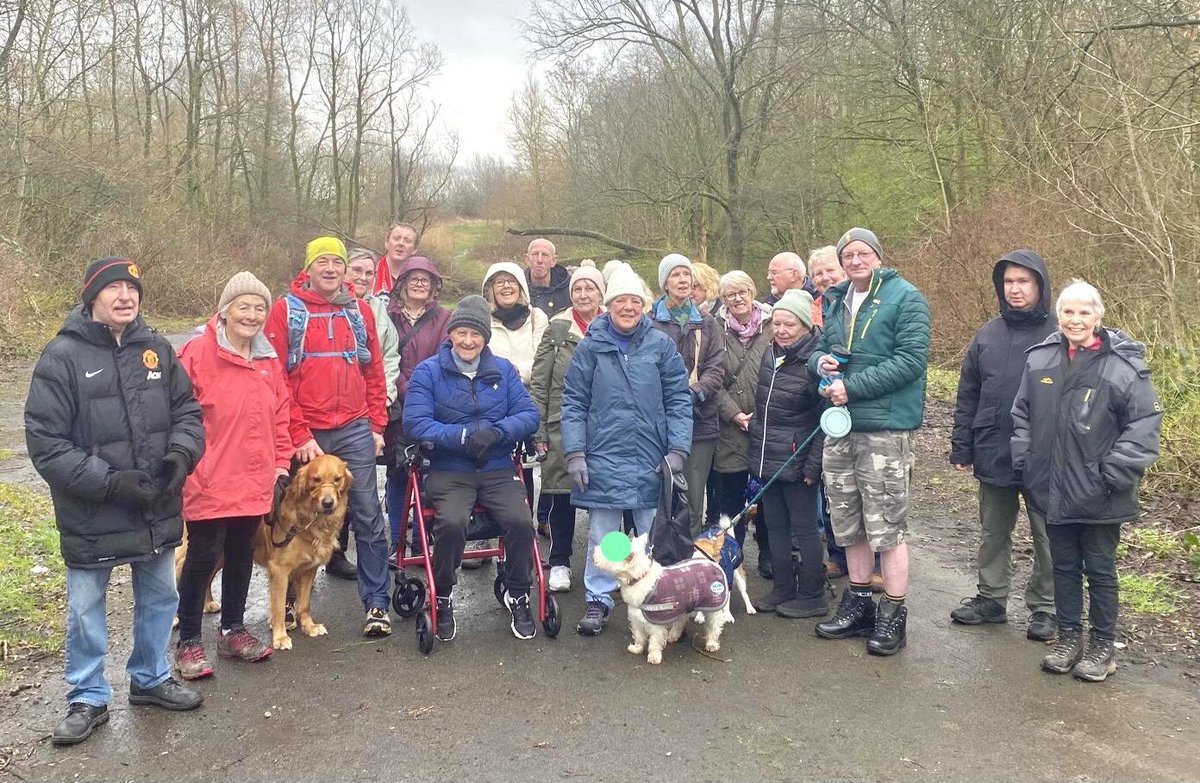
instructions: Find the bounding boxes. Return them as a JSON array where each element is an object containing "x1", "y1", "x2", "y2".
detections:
[
  {"x1": 51, "y1": 703, "x2": 109, "y2": 746},
  {"x1": 1041, "y1": 628, "x2": 1086, "y2": 674},
  {"x1": 776, "y1": 596, "x2": 829, "y2": 619},
  {"x1": 1027, "y1": 611, "x2": 1057, "y2": 641},
  {"x1": 950, "y1": 594, "x2": 1007, "y2": 625},
  {"x1": 866, "y1": 597, "x2": 907, "y2": 655},
  {"x1": 1071, "y1": 633, "x2": 1117, "y2": 682},
  {"x1": 815, "y1": 588, "x2": 876, "y2": 640},
  {"x1": 325, "y1": 549, "x2": 357, "y2": 580}
]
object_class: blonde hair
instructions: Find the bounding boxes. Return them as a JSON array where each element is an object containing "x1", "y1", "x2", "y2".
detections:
[
  {"x1": 1056, "y1": 279, "x2": 1105, "y2": 322},
  {"x1": 718, "y1": 270, "x2": 757, "y2": 300},
  {"x1": 691, "y1": 262, "x2": 721, "y2": 300},
  {"x1": 807, "y1": 245, "x2": 837, "y2": 269}
]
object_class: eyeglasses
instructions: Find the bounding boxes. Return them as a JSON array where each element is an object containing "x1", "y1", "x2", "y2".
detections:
[
  {"x1": 406, "y1": 276, "x2": 432, "y2": 287},
  {"x1": 722, "y1": 290, "x2": 752, "y2": 301},
  {"x1": 493, "y1": 278, "x2": 520, "y2": 289},
  {"x1": 841, "y1": 249, "x2": 877, "y2": 262}
]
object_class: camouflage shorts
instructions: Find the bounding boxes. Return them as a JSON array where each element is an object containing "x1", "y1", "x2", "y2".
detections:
[{"x1": 822, "y1": 430, "x2": 916, "y2": 552}]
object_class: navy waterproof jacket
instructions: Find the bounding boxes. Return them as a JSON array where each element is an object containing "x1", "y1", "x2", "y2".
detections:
[
  {"x1": 403, "y1": 342, "x2": 539, "y2": 473},
  {"x1": 560, "y1": 314, "x2": 691, "y2": 509}
]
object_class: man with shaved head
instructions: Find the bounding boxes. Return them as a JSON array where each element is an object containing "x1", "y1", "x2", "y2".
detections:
[{"x1": 524, "y1": 238, "x2": 571, "y2": 316}]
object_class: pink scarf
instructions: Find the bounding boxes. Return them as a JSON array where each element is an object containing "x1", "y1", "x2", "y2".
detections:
[{"x1": 727, "y1": 306, "x2": 763, "y2": 346}]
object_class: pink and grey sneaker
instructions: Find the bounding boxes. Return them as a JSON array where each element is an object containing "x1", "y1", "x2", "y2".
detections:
[
  {"x1": 175, "y1": 640, "x2": 215, "y2": 680},
  {"x1": 217, "y1": 626, "x2": 273, "y2": 663}
]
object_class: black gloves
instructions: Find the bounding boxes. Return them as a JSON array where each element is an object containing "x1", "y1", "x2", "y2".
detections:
[
  {"x1": 664, "y1": 450, "x2": 686, "y2": 475},
  {"x1": 566, "y1": 453, "x2": 589, "y2": 493},
  {"x1": 108, "y1": 470, "x2": 159, "y2": 510},
  {"x1": 465, "y1": 428, "x2": 502, "y2": 463},
  {"x1": 158, "y1": 449, "x2": 190, "y2": 495}
]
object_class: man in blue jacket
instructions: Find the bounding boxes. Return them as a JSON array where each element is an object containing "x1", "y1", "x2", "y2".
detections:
[
  {"x1": 404, "y1": 295, "x2": 540, "y2": 641},
  {"x1": 949, "y1": 250, "x2": 1057, "y2": 641}
]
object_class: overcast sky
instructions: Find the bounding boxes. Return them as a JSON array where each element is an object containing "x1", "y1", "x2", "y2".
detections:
[{"x1": 406, "y1": 0, "x2": 538, "y2": 162}]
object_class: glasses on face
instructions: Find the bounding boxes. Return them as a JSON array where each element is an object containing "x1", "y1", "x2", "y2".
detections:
[
  {"x1": 493, "y1": 277, "x2": 519, "y2": 290},
  {"x1": 722, "y1": 290, "x2": 752, "y2": 302},
  {"x1": 407, "y1": 276, "x2": 432, "y2": 287},
  {"x1": 841, "y1": 249, "x2": 876, "y2": 262}
]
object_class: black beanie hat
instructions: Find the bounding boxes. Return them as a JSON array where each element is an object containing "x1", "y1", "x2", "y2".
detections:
[
  {"x1": 81, "y1": 257, "x2": 143, "y2": 309},
  {"x1": 446, "y1": 294, "x2": 492, "y2": 343}
]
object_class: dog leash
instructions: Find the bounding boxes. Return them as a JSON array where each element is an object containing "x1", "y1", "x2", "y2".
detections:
[{"x1": 728, "y1": 423, "x2": 824, "y2": 528}]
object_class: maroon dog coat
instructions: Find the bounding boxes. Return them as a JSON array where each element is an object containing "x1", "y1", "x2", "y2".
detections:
[{"x1": 639, "y1": 559, "x2": 729, "y2": 625}]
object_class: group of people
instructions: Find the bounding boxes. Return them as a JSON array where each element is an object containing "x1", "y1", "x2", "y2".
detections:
[{"x1": 24, "y1": 223, "x2": 1161, "y2": 748}]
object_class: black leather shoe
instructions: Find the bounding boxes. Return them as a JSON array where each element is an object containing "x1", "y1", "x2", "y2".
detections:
[
  {"x1": 51, "y1": 703, "x2": 109, "y2": 746},
  {"x1": 325, "y1": 550, "x2": 358, "y2": 580},
  {"x1": 866, "y1": 597, "x2": 907, "y2": 656},
  {"x1": 776, "y1": 596, "x2": 829, "y2": 619},
  {"x1": 756, "y1": 557, "x2": 773, "y2": 580},
  {"x1": 815, "y1": 588, "x2": 876, "y2": 640},
  {"x1": 129, "y1": 677, "x2": 203, "y2": 711},
  {"x1": 1027, "y1": 611, "x2": 1058, "y2": 642}
]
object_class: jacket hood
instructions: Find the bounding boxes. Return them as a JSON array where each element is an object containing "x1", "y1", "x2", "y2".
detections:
[
  {"x1": 651, "y1": 295, "x2": 702, "y2": 324},
  {"x1": 483, "y1": 261, "x2": 531, "y2": 306},
  {"x1": 207, "y1": 313, "x2": 277, "y2": 361},
  {"x1": 394, "y1": 255, "x2": 443, "y2": 287},
  {"x1": 59, "y1": 304, "x2": 152, "y2": 347},
  {"x1": 992, "y1": 249, "x2": 1051, "y2": 323},
  {"x1": 1031, "y1": 327, "x2": 1149, "y2": 372},
  {"x1": 528, "y1": 263, "x2": 570, "y2": 289},
  {"x1": 288, "y1": 269, "x2": 355, "y2": 306}
]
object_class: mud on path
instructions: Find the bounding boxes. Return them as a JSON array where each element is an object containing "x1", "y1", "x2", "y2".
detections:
[{"x1": 1, "y1": 343, "x2": 1198, "y2": 782}]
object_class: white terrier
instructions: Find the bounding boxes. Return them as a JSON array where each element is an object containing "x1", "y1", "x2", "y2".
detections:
[{"x1": 592, "y1": 533, "x2": 732, "y2": 665}]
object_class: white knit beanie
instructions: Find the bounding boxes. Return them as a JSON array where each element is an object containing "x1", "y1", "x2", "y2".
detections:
[{"x1": 604, "y1": 265, "x2": 650, "y2": 306}]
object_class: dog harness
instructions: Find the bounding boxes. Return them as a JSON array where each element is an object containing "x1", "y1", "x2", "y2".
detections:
[
  {"x1": 694, "y1": 527, "x2": 744, "y2": 586},
  {"x1": 639, "y1": 559, "x2": 729, "y2": 625}
]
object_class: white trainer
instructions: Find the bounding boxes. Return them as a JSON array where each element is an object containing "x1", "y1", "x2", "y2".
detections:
[{"x1": 548, "y1": 565, "x2": 571, "y2": 593}]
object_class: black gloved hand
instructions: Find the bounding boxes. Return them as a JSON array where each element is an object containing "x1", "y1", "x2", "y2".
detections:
[
  {"x1": 158, "y1": 449, "x2": 190, "y2": 495},
  {"x1": 108, "y1": 470, "x2": 160, "y2": 510},
  {"x1": 465, "y1": 428, "x2": 502, "y2": 463}
]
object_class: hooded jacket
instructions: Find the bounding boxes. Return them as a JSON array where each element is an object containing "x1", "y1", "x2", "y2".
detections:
[
  {"x1": 25, "y1": 308, "x2": 205, "y2": 568},
  {"x1": 526, "y1": 263, "x2": 571, "y2": 316},
  {"x1": 264, "y1": 272, "x2": 388, "y2": 445},
  {"x1": 713, "y1": 302, "x2": 774, "y2": 473},
  {"x1": 483, "y1": 261, "x2": 549, "y2": 385},
  {"x1": 748, "y1": 329, "x2": 826, "y2": 483},
  {"x1": 560, "y1": 313, "x2": 692, "y2": 509},
  {"x1": 529, "y1": 307, "x2": 591, "y2": 494},
  {"x1": 403, "y1": 342, "x2": 539, "y2": 474},
  {"x1": 386, "y1": 256, "x2": 452, "y2": 405},
  {"x1": 1011, "y1": 328, "x2": 1162, "y2": 525},
  {"x1": 807, "y1": 268, "x2": 930, "y2": 432},
  {"x1": 650, "y1": 296, "x2": 726, "y2": 441},
  {"x1": 950, "y1": 250, "x2": 1056, "y2": 486},
  {"x1": 178, "y1": 315, "x2": 294, "y2": 521}
]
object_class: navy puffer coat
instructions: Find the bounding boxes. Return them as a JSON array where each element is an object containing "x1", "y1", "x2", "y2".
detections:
[
  {"x1": 748, "y1": 329, "x2": 826, "y2": 483},
  {"x1": 403, "y1": 342, "x2": 539, "y2": 473},
  {"x1": 560, "y1": 314, "x2": 691, "y2": 509}
]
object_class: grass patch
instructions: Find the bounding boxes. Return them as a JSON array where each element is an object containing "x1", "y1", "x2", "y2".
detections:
[
  {"x1": 1118, "y1": 572, "x2": 1182, "y2": 616},
  {"x1": 0, "y1": 483, "x2": 65, "y2": 665},
  {"x1": 926, "y1": 364, "x2": 959, "y2": 404},
  {"x1": 1125, "y1": 526, "x2": 1181, "y2": 559}
]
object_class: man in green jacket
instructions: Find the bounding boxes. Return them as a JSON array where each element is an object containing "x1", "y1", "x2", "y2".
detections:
[{"x1": 808, "y1": 228, "x2": 930, "y2": 656}]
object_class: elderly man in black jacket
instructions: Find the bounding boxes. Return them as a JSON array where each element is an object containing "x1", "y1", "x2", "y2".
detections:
[
  {"x1": 26, "y1": 258, "x2": 206, "y2": 747},
  {"x1": 949, "y1": 250, "x2": 1057, "y2": 641}
]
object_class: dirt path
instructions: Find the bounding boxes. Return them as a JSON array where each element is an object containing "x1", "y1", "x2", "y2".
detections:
[{"x1": 1, "y1": 345, "x2": 1197, "y2": 782}]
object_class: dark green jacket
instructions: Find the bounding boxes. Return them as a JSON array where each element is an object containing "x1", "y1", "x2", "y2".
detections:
[
  {"x1": 529, "y1": 311, "x2": 585, "y2": 494},
  {"x1": 807, "y1": 268, "x2": 930, "y2": 431}
]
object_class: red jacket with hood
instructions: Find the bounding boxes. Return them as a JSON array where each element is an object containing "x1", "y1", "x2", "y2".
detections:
[
  {"x1": 265, "y1": 272, "x2": 389, "y2": 444},
  {"x1": 178, "y1": 314, "x2": 295, "y2": 521}
]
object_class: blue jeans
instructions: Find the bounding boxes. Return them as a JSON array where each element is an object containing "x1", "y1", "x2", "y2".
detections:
[
  {"x1": 582, "y1": 506, "x2": 656, "y2": 609},
  {"x1": 313, "y1": 419, "x2": 389, "y2": 612},
  {"x1": 64, "y1": 548, "x2": 177, "y2": 707}
]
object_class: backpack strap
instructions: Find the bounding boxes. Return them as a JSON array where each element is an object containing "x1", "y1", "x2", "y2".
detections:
[{"x1": 285, "y1": 292, "x2": 371, "y2": 372}]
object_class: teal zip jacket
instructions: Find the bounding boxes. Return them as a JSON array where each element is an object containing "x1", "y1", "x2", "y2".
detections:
[{"x1": 807, "y1": 267, "x2": 930, "y2": 431}]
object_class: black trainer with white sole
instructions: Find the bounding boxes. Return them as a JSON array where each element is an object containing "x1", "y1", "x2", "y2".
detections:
[{"x1": 506, "y1": 591, "x2": 537, "y2": 640}]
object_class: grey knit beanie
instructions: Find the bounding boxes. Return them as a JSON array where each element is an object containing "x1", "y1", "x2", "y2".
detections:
[
  {"x1": 657, "y1": 253, "x2": 693, "y2": 291},
  {"x1": 835, "y1": 228, "x2": 883, "y2": 263},
  {"x1": 218, "y1": 271, "x2": 273, "y2": 314},
  {"x1": 447, "y1": 294, "x2": 493, "y2": 342}
]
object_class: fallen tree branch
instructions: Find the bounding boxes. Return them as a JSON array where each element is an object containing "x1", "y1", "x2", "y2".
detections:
[{"x1": 506, "y1": 227, "x2": 658, "y2": 257}]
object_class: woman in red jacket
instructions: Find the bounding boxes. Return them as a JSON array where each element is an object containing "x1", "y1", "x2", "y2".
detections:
[{"x1": 174, "y1": 272, "x2": 294, "y2": 679}]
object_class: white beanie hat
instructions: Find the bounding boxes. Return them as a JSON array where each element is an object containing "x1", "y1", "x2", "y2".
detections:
[
  {"x1": 657, "y1": 253, "x2": 693, "y2": 291},
  {"x1": 604, "y1": 265, "x2": 650, "y2": 306}
]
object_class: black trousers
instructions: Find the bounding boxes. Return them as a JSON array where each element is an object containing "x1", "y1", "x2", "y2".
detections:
[
  {"x1": 425, "y1": 470, "x2": 534, "y2": 596},
  {"x1": 177, "y1": 516, "x2": 261, "y2": 642},
  {"x1": 706, "y1": 468, "x2": 769, "y2": 557},
  {"x1": 544, "y1": 492, "x2": 576, "y2": 567},
  {"x1": 761, "y1": 480, "x2": 822, "y2": 601},
  {"x1": 1047, "y1": 522, "x2": 1121, "y2": 641}
]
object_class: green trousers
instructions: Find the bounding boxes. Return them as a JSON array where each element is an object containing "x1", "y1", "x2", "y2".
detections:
[{"x1": 976, "y1": 482, "x2": 1054, "y2": 614}]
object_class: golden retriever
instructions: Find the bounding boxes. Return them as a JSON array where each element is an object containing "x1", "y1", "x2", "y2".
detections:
[{"x1": 253, "y1": 454, "x2": 352, "y2": 651}]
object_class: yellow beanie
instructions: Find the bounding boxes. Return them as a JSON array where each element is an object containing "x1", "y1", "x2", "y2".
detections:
[{"x1": 304, "y1": 236, "x2": 348, "y2": 269}]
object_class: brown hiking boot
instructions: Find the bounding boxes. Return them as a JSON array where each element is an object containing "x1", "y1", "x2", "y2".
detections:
[{"x1": 1041, "y1": 628, "x2": 1085, "y2": 674}]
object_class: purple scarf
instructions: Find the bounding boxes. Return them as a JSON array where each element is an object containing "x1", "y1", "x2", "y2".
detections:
[{"x1": 727, "y1": 306, "x2": 763, "y2": 346}]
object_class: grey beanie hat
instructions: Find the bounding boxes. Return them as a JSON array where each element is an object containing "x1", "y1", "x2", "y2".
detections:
[
  {"x1": 657, "y1": 253, "x2": 693, "y2": 291},
  {"x1": 447, "y1": 294, "x2": 493, "y2": 342},
  {"x1": 835, "y1": 228, "x2": 883, "y2": 263},
  {"x1": 218, "y1": 271, "x2": 273, "y2": 314},
  {"x1": 772, "y1": 289, "x2": 815, "y2": 330}
]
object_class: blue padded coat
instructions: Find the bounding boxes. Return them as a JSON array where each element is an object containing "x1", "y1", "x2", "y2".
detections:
[{"x1": 560, "y1": 314, "x2": 691, "y2": 510}]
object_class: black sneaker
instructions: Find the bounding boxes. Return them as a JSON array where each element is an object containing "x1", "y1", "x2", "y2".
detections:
[
  {"x1": 866, "y1": 597, "x2": 908, "y2": 656},
  {"x1": 363, "y1": 607, "x2": 392, "y2": 638},
  {"x1": 435, "y1": 596, "x2": 456, "y2": 641},
  {"x1": 506, "y1": 591, "x2": 537, "y2": 640},
  {"x1": 950, "y1": 595, "x2": 1007, "y2": 625},
  {"x1": 576, "y1": 600, "x2": 610, "y2": 636},
  {"x1": 51, "y1": 703, "x2": 109, "y2": 746},
  {"x1": 129, "y1": 677, "x2": 203, "y2": 711},
  {"x1": 815, "y1": 588, "x2": 876, "y2": 640},
  {"x1": 1027, "y1": 611, "x2": 1057, "y2": 641}
]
